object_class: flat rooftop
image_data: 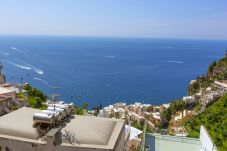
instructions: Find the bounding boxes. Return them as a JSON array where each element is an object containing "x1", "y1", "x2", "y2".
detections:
[
  {"x1": 145, "y1": 133, "x2": 204, "y2": 151},
  {"x1": 61, "y1": 115, "x2": 125, "y2": 149},
  {"x1": 0, "y1": 86, "x2": 14, "y2": 94},
  {"x1": 0, "y1": 107, "x2": 40, "y2": 140},
  {"x1": 0, "y1": 107, "x2": 125, "y2": 149}
]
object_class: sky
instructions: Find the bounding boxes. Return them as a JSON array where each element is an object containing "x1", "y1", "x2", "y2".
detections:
[{"x1": 0, "y1": 0, "x2": 227, "y2": 39}]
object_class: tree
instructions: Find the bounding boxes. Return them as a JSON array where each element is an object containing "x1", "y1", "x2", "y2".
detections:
[
  {"x1": 24, "y1": 84, "x2": 47, "y2": 109},
  {"x1": 82, "y1": 102, "x2": 89, "y2": 110},
  {"x1": 35, "y1": 97, "x2": 42, "y2": 108},
  {"x1": 208, "y1": 61, "x2": 217, "y2": 74},
  {"x1": 75, "y1": 108, "x2": 84, "y2": 115}
]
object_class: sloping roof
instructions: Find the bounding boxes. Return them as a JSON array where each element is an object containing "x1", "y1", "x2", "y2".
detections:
[{"x1": 0, "y1": 107, "x2": 40, "y2": 140}]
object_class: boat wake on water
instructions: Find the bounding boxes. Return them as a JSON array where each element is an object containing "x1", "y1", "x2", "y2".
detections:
[
  {"x1": 11, "y1": 46, "x2": 25, "y2": 53},
  {"x1": 32, "y1": 67, "x2": 44, "y2": 75},
  {"x1": 0, "y1": 51, "x2": 10, "y2": 56},
  {"x1": 6, "y1": 60, "x2": 32, "y2": 70},
  {"x1": 5, "y1": 60, "x2": 44, "y2": 74},
  {"x1": 33, "y1": 77, "x2": 49, "y2": 86},
  {"x1": 166, "y1": 60, "x2": 184, "y2": 64}
]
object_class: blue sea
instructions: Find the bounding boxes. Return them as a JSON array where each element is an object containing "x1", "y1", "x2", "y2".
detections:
[{"x1": 0, "y1": 36, "x2": 226, "y2": 107}]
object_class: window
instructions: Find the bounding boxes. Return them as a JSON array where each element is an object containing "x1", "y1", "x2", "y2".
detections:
[{"x1": 5, "y1": 147, "x2": 10, "y2": 151}]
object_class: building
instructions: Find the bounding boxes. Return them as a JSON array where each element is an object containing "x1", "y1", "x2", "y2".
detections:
[
  {"x1": 169, "y1": 110, "x2": 193, "y2": 128},
  {"x1": 0, "y1": 86, "x2": 17, "y2": 115},
  {"x1": 144, "y1": 126, "x2": 218, "y2": 151},
  {"x1": 0, "y1": 64, "x2": 28, "y2": 116},
  {"x1": 183, "y1": 96, "x2": 196, "y2": 104},
  {"x1": 160, "y1": 103, "x2": 170, "y2": 112},
  {"x1": 125, "y1": 125, "x2": 142, "y2": 151},
  {"x1": 112, "y1": 108, "x2": 126, "y2": 119},
  {"x1": 214, "y1": 81, "x2": 227, "y2": 92},
  {"x1": 150, "y1": 112, "x2": 161, "y2": 125},
  {"x1": 102, "y1": 105, "x2": 114, "y2": 118},
  {"x1": 0, "y1": 64, "x2": 6, "y2": 85},
  {"x1": 128, "y1": 112, "x2": 145, "y2": 125},
  {"x1": 0, "y1": 84, "x2": 27, "y2": 116},
  {"x1": 0, "y1": 107, "x2": 126, "y2": 151},
  {"x1": 0, "y1": 86, "x2": 16, "y2": 101},
  {"x1": 0, "y1": 96, "x2": 12, "y2": 115}
]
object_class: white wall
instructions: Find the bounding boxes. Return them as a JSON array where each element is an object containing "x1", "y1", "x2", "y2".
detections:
[{"x1": 200, "y1": 126, "x2": 218, "y2": 151}]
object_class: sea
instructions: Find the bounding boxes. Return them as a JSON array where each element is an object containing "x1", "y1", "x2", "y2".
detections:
[{"x1": 0, "y1": 35, "x2": 226, "y2": 108}]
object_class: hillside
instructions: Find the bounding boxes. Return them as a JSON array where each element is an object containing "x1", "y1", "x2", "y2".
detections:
[
  {"x1": 185, "y1": 95, "x2": 227, "y2": 151},
  {"x1": 188, "y1": 51, "x2": 227, "y2": 95}
]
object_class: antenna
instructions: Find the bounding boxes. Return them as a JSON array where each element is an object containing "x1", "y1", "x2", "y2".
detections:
[{"x1": 50, "y1": 86, "x2": 60, "y2": 111}]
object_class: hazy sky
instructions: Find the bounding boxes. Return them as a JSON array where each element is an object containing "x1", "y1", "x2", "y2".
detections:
[{"x1": 0, "y1": 0, "x2": 227, "y2": 39}]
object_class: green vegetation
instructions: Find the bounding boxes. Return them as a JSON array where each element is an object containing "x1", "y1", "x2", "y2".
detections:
[
  {"x1": 133, "y1": 123, "x2": 144, "y2": 131},
  {"x1": 75, "y1": 108, "x2": 84, "y2": 115},
  {"x1": 24, "y1": 84, "x2": 47, "y2": 109},
  {"x1": 185, "y1": 95, "x2": 227, "y2": 151},
  {"x1": 82, "y1": 102, "x2": 89, "y2": 110},
  {"x1": 208, "y1": 61, "x2": 217, "y2": 74},
  {"x1": 160, "y1": 100, "x2": 189, "y2": 128},
  {"x1": 188, "y1": 76, "x2": 213, "y2": 95},
  {"x1": 75, "y1": 102, "x2": 89, "y2": 115},
  {"x1": 17, "y1": 92, "x2": 27, "y2": 101},
  {"x1": 188, "y1": 51, "x2": 227, "y2": 95}
]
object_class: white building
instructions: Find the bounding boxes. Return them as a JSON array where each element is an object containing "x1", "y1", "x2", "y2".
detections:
[
  {"x1": 183, "y1": 96, "x2": 196, "y2": 103},
  {"x1": 125, "y1": 125, "x2": 142, "y2": 151}
]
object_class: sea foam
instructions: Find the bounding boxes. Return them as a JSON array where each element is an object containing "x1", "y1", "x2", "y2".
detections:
[
  {"x1": 33, "y1": 68, "x2": 44, "y2": 75},
  {"x1": 7, "y1": 61, "x2": 32, "y2": 70}
]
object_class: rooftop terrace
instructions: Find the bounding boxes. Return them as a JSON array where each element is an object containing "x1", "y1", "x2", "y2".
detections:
[
  {"x1": 0, "y1": 107, "x2": 125, "y2": 150},
  {"x1": 0, "y1": 107, "x2": 40, "y2": 140},
  {"x1": 145, "y1": 133, "x2": 204, "y2": 151},
  {"x1": 60, "y1": 115, "x2": 125, "y2": 149}
]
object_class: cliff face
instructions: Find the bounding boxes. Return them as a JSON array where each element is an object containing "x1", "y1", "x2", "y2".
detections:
[{"x1": 187, "y1": 51, "x2": 227, "y2": 95}]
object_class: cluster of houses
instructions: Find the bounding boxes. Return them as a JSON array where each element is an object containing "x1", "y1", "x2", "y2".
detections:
[
  {"x1": 100, "y1": 100, "x2": 196, "y2": 136},
  {"x1": 185, "y1": 80, "x2": 227, "y2": 108},
  {"x1": 168, "y1": 80, "x2": 227, "y2": 135},
  {"x1": 98, "y1": 79, "x2": 227, "y2": 138},
  {"x1": 99, "y1": 102, "x2": 168, "y2": 126},
  {"x1": 98, "y1": 102, "x2": 167, "y2": 150}
]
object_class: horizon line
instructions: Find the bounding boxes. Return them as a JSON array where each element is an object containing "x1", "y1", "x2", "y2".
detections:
[{"x1": 0, "y1": 34, "x2": 227, "y2": 41}]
